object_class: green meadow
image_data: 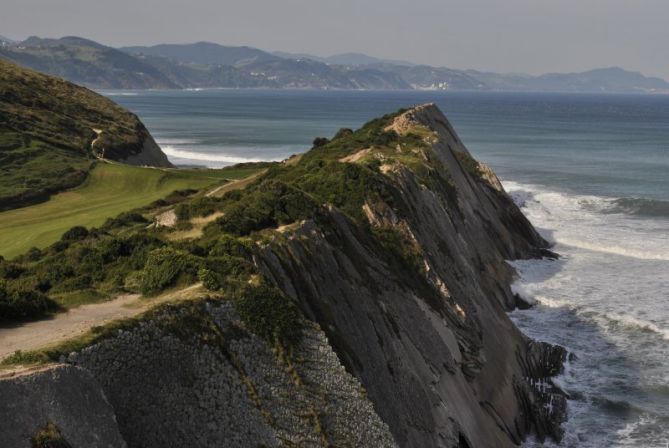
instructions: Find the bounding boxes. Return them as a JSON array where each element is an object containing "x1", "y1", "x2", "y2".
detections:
[{"x1": 0, "y1": 162, "x2": 263, "y2": 259}]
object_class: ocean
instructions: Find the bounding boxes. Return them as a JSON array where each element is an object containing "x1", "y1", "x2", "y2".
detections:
[{"x1": 105, "y1": 89, "x2": 669, "y2": 447}]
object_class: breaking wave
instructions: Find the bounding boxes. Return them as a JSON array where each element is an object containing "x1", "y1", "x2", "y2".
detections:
[{"x1": 161, "y1": 145, "x2": 285, "y2": 166}]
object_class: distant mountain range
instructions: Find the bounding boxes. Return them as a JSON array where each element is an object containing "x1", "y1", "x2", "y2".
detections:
[
  {"x1": 0, "y1": 35, "x2": 15, "y2": 46},
  {"x1": 1, "y1": 36, "x2": 668, "y2": 93}
]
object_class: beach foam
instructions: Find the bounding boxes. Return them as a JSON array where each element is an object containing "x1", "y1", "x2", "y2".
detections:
[{"x1": 505, "y1": 180, "x2": 669, "y2": 447}]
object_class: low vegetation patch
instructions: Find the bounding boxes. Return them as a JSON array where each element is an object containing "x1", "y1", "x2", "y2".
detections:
[
  {"x1": 0, "y1": 162, "x2": 267, "y2": 259},
  {"x1": 31, "y1": 422, "x2": 72, "y2": 448},
  {"x1": 232, "y1": 282, "x2": 303, "y2": 345},
  {"x1": 0, "y1": 281, "x2": 60, "y2": 321}
]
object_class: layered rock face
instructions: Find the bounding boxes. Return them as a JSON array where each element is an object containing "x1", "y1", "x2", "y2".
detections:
[
  {"x1": 0, "y1": 105, "x2": 565, "y2": 447},
  {"x1": 258, "y1": 105, "x2": 566, "y2": 447},
  {"x1": 66, "y1": 302, "x2": 397, "y2": 448},
  {"x1": 0, "y1": 365, "x2": 126, "y2": 448}
]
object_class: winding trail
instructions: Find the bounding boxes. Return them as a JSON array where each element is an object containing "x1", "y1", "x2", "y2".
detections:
[
  {"x1": 206, "y1": 169, "x2": 267, "y2": 197},
  {"x1": 0, "y1": 284, "x2": 203, "y2": 362},
  {"x1": 91, "y1": 128, "x2": 104, "y2": 158}
]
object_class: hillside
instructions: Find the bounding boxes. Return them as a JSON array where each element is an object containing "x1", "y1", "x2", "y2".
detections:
[
  {"x1": 0, "y1": 163, "x2": 267, "y2": 259},
  {"x1": 0, "y1": 105, "x2": 566, "y2": 447},
  {"x1": 3, "y1": 36, "x2": 668, "y2": 92},
  {"x1": 467, "y1": 66, "x2": 669, "y2": 93},
  {"x1": 121, "y1": 41, "x2": 281, "y2": 66},
  {"x1": 0, "y1": 36, "x2": 177, "y2": 89},
  {"x1": 0, "y1": 59, "x2": 172, "y2": 210},
  {"x1": 125, "y1": 42, "x2": 408, "y2": 89}
]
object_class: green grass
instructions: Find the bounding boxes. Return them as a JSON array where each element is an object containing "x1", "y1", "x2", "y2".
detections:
[{"x1": 0, "y1": 163, "x2": 263, "y2": 259}]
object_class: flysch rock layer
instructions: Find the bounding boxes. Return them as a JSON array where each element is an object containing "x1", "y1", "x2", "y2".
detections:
[
  {"x1": 0, "y1": 104, "x2": 566, "y2": 448},
  {"x1": 0, "y1": 364, "x2": 126, "y2": 448},
  {"x1": 258, "y1": 104, "x2": 567, "y2": 447},
  {"x1": 64, "y1": 302, "x2": 396, "y2": 448}
]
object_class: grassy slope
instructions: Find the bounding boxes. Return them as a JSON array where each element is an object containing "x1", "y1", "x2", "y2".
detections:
[
  {"x1": 0, "y1": 163, "x2": 261, "y2": 259},
  {"x1": 0, "y1": 58, "x2": 172, "y2": 211}
]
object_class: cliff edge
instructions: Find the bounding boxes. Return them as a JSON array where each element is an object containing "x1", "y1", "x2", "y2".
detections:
[{"x1": 0, "y1": 104, "x2": 566, "y2": 447}]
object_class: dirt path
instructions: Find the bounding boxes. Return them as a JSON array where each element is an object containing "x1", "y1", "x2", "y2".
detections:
[
  {"x1": 206, "y1": 169, "x2": 267, "y2": 197},
  {"x1": 91, "y1": 128, "x2": 104, "y2": 158},
  {"x1": 0, "y1": 284, "x2": 203, "y2": 362}
]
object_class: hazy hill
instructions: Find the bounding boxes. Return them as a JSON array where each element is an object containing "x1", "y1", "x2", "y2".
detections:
[
  {"x1": 2, "y1": 36, "x2": 668, "y2": 93},
  {"x1": 123, "y1": 42, "x2": 409, "y2": 88},
  {"x1": 0, "y1": 59, "x2": 171, "y2": 210},
  {"x1": 273, "y1": 50, "x2": 415, "y2": 66},
  {"x1": 0, "y1": 36, "x2": 178, "y2": 89},
  {"x1": 467, "y1": 66, "x2": 669, "y2": 93},
  {"x1": 121, "y1": 41, "x2": 281, "y2": 67}
]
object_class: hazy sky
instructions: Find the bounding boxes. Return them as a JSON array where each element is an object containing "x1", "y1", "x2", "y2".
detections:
[{"x1": 2, "y1": 0, "x2": 668, "y2": 78}]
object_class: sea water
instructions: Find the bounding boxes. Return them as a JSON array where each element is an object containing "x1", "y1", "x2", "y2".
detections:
[{"x1": 106, "y1": 89, "x2": 669, "y2": 447}]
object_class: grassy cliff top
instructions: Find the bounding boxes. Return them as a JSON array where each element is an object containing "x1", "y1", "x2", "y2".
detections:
[
  {"x1": 0, "y1": 106, "x2": 437, "y2": 325},
  {"x1": 0, "y1": 59, "x2": 169, "y2": 210}
]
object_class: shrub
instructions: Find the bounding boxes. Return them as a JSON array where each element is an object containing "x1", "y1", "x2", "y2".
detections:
[
  {"x1": 198, "y1": 268, "x2": 223, "y2": 291},
  {"x1": 233, "y1": 282, "x2": 303, "y2": 345},
  {"x1": 175, "y1": 196, "x2": 220, "y2": 221},
  {"x1": 98, "y1": 238, "x2": 129, "y2": 263},
  {"x1": 312, "y1": 137, "x2": 330, "y2": 148},
  {"x1": 216, "y1": 181, "x2": 319, "y2": 236},
  {"x1": 371, "y1": 225, "x2": 424, "y2": 275},
  {"x1": 61, "y1": 226, "x2": 89, "y2": 242},
  {"x1": 0, "y1": 262, "x2": 24, "y2": 279},
  {"x1": 103, "y1": 212, "x2": 148, "y2": 229},
  {"x1": 31, "y1": 422, "x2": 72, "y2": 448},
  {"x1": 208, "y1": 235, "x2": 254, "y2": 258},
  {"x1": 0, "y1": 282, "x2": 60, "y2": 321},
  {"x1": 21, "y1": 247, "x2": 43, "y2": 262},
  {"x1": 49, "y1": 240, "x2": 69, "y2": 253},
  {"x1": 140, "y1": 247, "x2": 200, "y2": 296},
  {"x1": 333, "y1": 128, "x2": 354, "y2": 140}
]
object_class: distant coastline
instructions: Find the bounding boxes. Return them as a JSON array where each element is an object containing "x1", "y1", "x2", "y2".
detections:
[{"x1": 2, "y1": 36, "x2": 668, "y2": 94}]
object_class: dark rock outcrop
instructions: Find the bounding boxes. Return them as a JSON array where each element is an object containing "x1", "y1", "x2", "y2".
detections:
[
  {"x1": 257, "y1": 104, "x2": 567, "y2": 447},
  {"x1": 0, "y1": 365, "x2": 126, "y2": 448}
]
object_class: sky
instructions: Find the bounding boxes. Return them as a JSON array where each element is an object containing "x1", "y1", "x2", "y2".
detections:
[{"x1": 2, "y1": 0, "x2": 668, "y2": 78}]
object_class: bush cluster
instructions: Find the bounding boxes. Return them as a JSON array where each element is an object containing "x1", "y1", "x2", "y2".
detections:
[
  {"x1": 31, "y1": 422, "x2": 72, "y2": 448},
  {"x1": 140, "y1": 247, "x2": 200, "y2": 296},
  {"x1": 174, "y1": 196, "x2": 220, "y2": 221},
  {"x1": 371, "y1": 225, "x2": 424, "y2": 275},
  {"x1": 214, "y1": 180, "x2": 319, "y2": 236},
  {"x1": 0, "y1": 281, "x2": 59, "y2": 321},
  {"x1": 233, "y1": 282, "x2": 303, "y2": 345}
]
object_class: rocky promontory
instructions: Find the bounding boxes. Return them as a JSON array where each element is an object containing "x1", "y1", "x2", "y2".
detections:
[{"x1": 0, "y1": 104, "x2": 566, "y2": 447}]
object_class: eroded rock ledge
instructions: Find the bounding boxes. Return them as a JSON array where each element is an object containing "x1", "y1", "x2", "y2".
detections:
[{"x1": 0, "y1": 104, "x2": 566, "y2": 448}]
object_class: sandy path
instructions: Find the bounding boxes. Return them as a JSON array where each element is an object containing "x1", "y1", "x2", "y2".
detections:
[
  {"x1": 206, "y1": 169, "x2": 267, "y2": 197},
  {"x1": 0, "y1": 284, "x2": 203, "y2": 361},
  {"x1": 91, "y1": 128, "x2": 104, "y2": 158}
]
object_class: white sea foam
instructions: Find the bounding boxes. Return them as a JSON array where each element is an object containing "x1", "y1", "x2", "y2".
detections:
[
  {"x1": 162, "y1": 145, "x2": 285, "y2": 165},
  {"x1": 504, "y1": 180, "x2": 669, "y2": 261},
  {"x1": 506, "y1": 180, "x2": 669, "y2": 447},
  {"x1": 155, "y1": 138, "x2": 199, "y2": 146},
  {"x1": 102, "y1": 92, "x2": 139, "y2": 96}
]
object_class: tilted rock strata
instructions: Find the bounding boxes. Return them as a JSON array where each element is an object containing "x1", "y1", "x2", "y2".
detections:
[
  {"x1": 0, "y1": 104, "x2": 566, "y2": 447},
  {"x1": 259, "y1": 104, "x2": 566, "y2": 447},
  {"x1": 64, "y1": 302, "x2": 397, "y2": 448},
  {"x1": 0, "y1": 365, "x2": 126, "y2": 448}
]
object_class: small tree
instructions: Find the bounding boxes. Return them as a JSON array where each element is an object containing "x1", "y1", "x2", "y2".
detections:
[{"x1": 312, "y1": 137, "x2": 330, "y2": 148}]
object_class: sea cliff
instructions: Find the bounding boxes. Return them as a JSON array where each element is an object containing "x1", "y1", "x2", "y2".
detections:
[{"x1": 0, "y1": 104, "x2": 566, "y2": 447}]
